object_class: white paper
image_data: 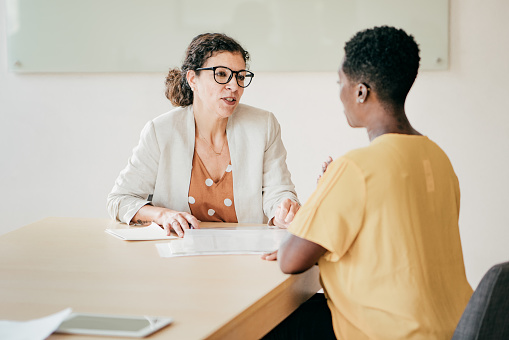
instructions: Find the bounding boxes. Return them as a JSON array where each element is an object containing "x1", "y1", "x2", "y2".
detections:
[
  {"x1": 0, "y1": 308, "x2": 72, "y2": 340},
  {"x1": 156, "y1": 229, "x2": 288, "y2": 257},
  {"x1": 105, "y1": 222, "x2": 178, "y2": 241}
]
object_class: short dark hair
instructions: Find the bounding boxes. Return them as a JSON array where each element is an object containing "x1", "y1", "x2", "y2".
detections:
[
  {"x1": 342, "y1": 26, "x2": 420, "y2": 106},
  {"x1": 165, "y1": 33, "x2": 250, "y2": 107}
]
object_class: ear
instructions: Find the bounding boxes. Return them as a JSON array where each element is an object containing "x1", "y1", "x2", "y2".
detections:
[
  {"x1": 356, "y1": 83, "x2": 370, "y2": 104},
  {"x1": 186, "y1": 70, "x2": 196, "y2": 92}
]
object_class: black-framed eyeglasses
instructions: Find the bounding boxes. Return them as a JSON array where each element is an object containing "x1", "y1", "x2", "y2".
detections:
[{"x1": 195, "y1": 66, "x2": 254, "y2": 88}]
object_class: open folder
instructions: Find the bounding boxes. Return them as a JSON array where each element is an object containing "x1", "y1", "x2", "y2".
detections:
[{"x1": 105, "y1": 222, "x2": 178, "y2": 241}]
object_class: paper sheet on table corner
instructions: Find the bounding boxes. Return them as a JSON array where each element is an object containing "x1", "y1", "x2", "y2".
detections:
[
  {"x1": 155, "y1": 228, "x2": 289, "y2": 257},
  {"x1": 105, "y1": 222, "x2": 178, "y2": 241},
  {"x1": 0, "y1": 308, "x2": 72, "y2": 340}
]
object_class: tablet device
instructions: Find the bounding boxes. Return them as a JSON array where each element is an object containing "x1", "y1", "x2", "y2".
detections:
[{"x1": 55, "y1": 313, "x2": 173, "y2": 338}]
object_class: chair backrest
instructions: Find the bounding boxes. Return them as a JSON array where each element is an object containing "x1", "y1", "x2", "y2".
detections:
[{"x1": 452, "y1": 261, "x2": 509, "y2": 340}]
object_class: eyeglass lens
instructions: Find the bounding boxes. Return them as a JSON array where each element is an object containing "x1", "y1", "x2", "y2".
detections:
[{"x1": 213, "y1": 67, "x2": 253, "y2": 88}]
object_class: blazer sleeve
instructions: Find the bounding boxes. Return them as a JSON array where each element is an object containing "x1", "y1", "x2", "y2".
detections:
[
  {"x1": 262, "y1": 112, "x2": 300, "y2": 220},
  {"x1": 107, "y1": 120, "x2": 161, "y2": 224}
]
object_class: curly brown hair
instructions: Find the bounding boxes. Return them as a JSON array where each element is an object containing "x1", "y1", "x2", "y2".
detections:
[{"x1": 165, "y1": 33, "x2": 250, "y2": 107}]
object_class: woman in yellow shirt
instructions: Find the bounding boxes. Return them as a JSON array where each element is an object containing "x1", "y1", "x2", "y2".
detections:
[{"x1": 263, "y1": 26, "x2": 472, "y2": 340}]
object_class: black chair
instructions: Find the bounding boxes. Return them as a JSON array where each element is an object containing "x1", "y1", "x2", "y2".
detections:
[{"x1": 452, "y1": 261, "x2": 509, "y2": 339}]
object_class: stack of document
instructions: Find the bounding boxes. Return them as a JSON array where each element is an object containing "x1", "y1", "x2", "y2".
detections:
[
  {"x1": 156, "y1": 228, "x2": 288, "y2": 257},
  {"x1": 105, "y1": 223, "x2": 177, "y2": 241}
]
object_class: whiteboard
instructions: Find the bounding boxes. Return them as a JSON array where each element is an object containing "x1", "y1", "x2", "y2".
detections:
[{"x1": 6, "y1": 0, "x2": 449, "y2": 72}]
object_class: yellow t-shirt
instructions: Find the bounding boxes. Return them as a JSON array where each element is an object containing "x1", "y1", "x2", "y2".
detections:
[{"x1": 289, "y1": 134, "x2": 472, "y2": 340}]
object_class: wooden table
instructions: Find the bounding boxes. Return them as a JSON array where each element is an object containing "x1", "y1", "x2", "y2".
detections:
[{"x1": 0, "y1": 217, "x2": 320, "y2": 339}]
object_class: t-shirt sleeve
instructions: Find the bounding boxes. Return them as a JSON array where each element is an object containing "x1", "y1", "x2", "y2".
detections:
[{"x1": 288, "y1": 157, "x2": 366, "y2": 262}]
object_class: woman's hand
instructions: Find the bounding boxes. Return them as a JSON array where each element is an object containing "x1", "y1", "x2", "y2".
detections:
[
  {"x1": 133, "y1": 206, "x2": 199, "y2": 238},
  {"x1": 261, "y1": 250, "x2": 278, "y2": 261},
  {"x1": 271, "y1": 198, "x2": 300, "y2": 229},
  {"x1": 157, "y1": 210, "x2": 200, "y2": 238},
  {"x1": 317, "y1": 156, "x2": 333, "y2": 183}
]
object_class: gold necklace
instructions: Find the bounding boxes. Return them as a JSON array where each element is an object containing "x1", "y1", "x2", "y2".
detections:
[{"x1": 198, "y1": 132, "x2": 227, "y2": 156}]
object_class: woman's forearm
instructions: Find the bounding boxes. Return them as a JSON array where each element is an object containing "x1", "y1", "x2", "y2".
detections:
[{"x1": 131, "y1": 205, "x2": 164, "y2": 225}]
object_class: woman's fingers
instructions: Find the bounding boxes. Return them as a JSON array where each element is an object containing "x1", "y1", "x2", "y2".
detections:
[
  {"x1": 277, "y1": 199, "x2": 291, "y2": 221},
  {"x1": 170, "y1": 220, "x2": 185, "y2": 238},
  {"x1": 273, "y1": 199, "x2": 300, "y2": 228},
  {"x1": 184, "y1": 213, "x2": 200, "y2": 229},
  {"x1": 285, "y1": 201, "x2": 300, "y2": 223},
  {"x1": 173, "y1": 214, "x2": 195, "y2": 237},
  {"x1": 161, "y1": 211, "x2": 199, "y2": 237},
  {"x1": 163, "y1": 222, "x2": 171, "y2": 236},
  {"x1": 261, "y1": 251, "x2": 278, "y2": 261},
  {"x1": 322, "y1": 156, "x2": 333, "y2": 173},
  {"x1": 318, "y1": 156, "x2": 334, "y2": 184}
]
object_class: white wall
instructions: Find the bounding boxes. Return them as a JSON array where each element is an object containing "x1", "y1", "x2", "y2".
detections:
[{"x1": 1, "y1": 0, "x2": 507, "y2": 288}]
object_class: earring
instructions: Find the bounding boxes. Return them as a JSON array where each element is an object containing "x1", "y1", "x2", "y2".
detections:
[{"x1": 357, "y1": 98, "x2": 364, "y2": 103}]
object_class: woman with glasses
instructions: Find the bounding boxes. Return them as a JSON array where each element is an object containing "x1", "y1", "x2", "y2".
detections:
[{"x1": 108, "y1": 33, "x2": 300, "y2": 236}]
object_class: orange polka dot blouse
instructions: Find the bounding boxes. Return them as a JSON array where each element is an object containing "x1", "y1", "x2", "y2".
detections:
[{"x1": 188, "y1": 150, "x2": 238, "y2": 223}]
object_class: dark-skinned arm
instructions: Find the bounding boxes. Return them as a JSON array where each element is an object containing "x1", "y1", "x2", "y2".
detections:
[{"x1": 263, "y1": 233, "x2": 327, "y2": 274}]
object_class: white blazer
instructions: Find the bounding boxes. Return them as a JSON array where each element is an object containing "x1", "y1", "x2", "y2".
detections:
[{"x1": 107, "y1": 103, "x2": 299, "y2": 224}]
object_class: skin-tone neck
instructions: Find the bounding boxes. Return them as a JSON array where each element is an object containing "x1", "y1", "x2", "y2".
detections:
[
  {"x1": 361, "y1": 97, "x2": 421, "y2": 142},
  {"x1": 193, "y1": 104, "x2": 228, "y2": 145}
]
